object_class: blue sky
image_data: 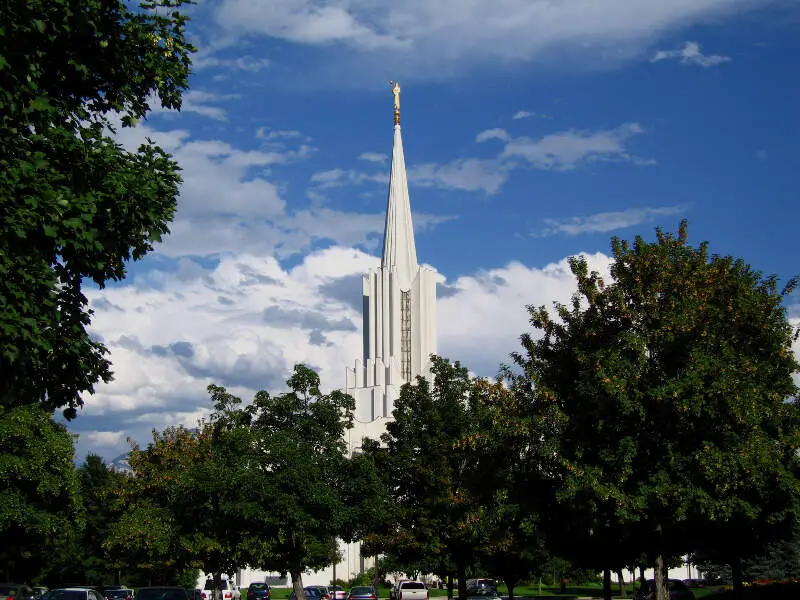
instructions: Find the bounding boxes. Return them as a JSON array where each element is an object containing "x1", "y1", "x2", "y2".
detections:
[{"x1": 74, "y1": 0, "x2": 800, "y2": 461}]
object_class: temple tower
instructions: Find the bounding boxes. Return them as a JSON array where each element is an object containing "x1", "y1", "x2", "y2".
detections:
[{"x1": 344, "y1": 81, "x2": 437, "y2": 451}]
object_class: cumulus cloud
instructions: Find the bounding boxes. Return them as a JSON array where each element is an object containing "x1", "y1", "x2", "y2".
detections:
[
  {"x1": 539, "y1": 204, "x2": 690, "y2": 236},
  {"x1": 74, "y1": 247, "x2": 615, "y2": 458},
  {"x1": 651, "y1": 41, "x2": 731, "y2": 67},
  {"x1": 108, "y1": 116, "x2": 449, "y2": 259},
  {"x1": 208, "y1": 0, "x2": 760, "y2": 78}
]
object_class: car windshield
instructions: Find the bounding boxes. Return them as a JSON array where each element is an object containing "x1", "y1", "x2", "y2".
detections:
[
  {"x1": 204, "y1": 583, "x2": 228, "y2": 591},
  {"x1": 350, "y1": 589, "x2": 374, "y2": 595},
  {"x1": 44, "y1": 592, "x2": 86, "y2": 600},
  {"x1": 401, "y1": 585, "x2": 425, "y2": 591},
  {"x1": 136, "y1": 590, "x2": 186, "y2": 600},
  {"x1": 248, "y1": 586, "x2": 267, "y2": 591},
  {"x1": 107, "y1": 591, "x2": 130, "y2": 599}
]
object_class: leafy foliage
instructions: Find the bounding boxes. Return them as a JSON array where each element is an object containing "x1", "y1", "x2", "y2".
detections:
[
  {"x1": 511, "y1": 221, "x2": 800, "y2": 600},
  {"x1": 0, "y1": 404, "x2": 82, "y2": 581},
  {"x1": 364, "y1": 357, "x2": 485, "y2": 598},
  {"x1": 0, "y1": 0, "x2": 194, "y2": 417}
]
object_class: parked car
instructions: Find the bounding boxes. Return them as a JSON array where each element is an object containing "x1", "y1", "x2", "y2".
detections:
[
  {"x1": 393, "y1": 582, "x2": 427, "y2": 600},
  {"x1": 202, "y1": 580, "x2": 240, "y2": 600},
  {"x1": 105, "y1": 589, "x2": 134, "y2": 600},
  {"x1": 346, "y1": 587, "x2": 377, "y2": 600},
  {"x1": 287, "y1": 589, "x2": 322, "y2": 600},
  {"x1": 0, "y1": 584, "x2": 35, "y2": 600},
  {"x1": 305, "y1": 588, "x2": 330, "y2": 600},
  {"x1": 329, "y1": 587, "x2": 346, "y2": 600},
  {"x1": 42, "y1": 589, "x2": 105, "y2": 600},
  {"x1": 246, "y1": 584, "x2": 270, "y2": 600},
  {"x1": 135, "y1": 587, "x2": 189, "y2": 600}
]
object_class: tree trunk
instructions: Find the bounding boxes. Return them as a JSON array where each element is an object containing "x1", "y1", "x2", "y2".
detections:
[
  {"x1": 447, "y1": 574, "x2": 454, "y2": 600},
  {"x1": 654, "y1": 556, "x2": 668, "y2": 600},
  {"x1": 730, "y1": 556, "x2": 744, "y2": 600},
  {"x1": 617, "y1": 571, "x2": 626, "y2": 598},
  {"x1": 504, "y1": 576, "x2": 518, "y2": 600},
  {"x1": 603, "y1": 568, "x2": 612, "y2": 600},
  {"x1": 457, "y1": 561, "x2": 467, "y2": 600},
  {"x1": 214, "y1": 572, "x2": 223, "y2": 600},
  {"x1": 291, "y1": 568, "x2": 305, "y2": 600}
]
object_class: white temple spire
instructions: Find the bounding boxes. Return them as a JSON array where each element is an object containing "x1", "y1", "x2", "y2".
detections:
[{"x1": 381, "y1": 81, "x2": 418, "y2": 291}]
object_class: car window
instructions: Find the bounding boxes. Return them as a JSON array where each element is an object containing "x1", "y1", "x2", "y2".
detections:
[
  {"x1": 204, "y1": 583, "x2": 228, "y2": 592},
  {"x1": 350, "y1": 589, "x2": 374, "y2": 595},
  {"x1": 45, "y1": 592, "x2": 87, "y2": 600},
  {"x1": 400, "y1": 584, "x2": 425, "y2": 591}
]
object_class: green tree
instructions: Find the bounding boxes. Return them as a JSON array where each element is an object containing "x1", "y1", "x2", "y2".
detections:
[
  {"x1": 107, "y1": 425, "x2": 245, "y2": 586},
  {"x1": 43, "y1": 454, "x2": 130, "y2": 586},
  {"x1": 0, "y1": 0, "x2": 194, "y2": 418},
  {"x1": 365, "y1": 357, "x2": 483, "y2": 600},
  {"x1": 0, "y1": 404, "x2": 82, "y2": 581},
  {"x1": 512, "y1": 222, "x2": 800, "y2": 600},
  {"x1": 466, "y1": 377, "x2": 550, "y2": 600},
  {"x1": 217, "y1": 365, "x2": 357, "y2": 600}
]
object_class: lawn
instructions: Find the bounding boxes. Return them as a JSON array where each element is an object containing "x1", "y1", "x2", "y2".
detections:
[{"x1": 267, "y1": 583, "x2": 724, "y2": 599}]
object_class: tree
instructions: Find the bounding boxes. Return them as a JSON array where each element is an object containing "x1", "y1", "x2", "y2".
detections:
[
  {"x1": 0, "y1": 404, "x2": 82, "y2": 581},
  {"x1": 466, "y1": 377, "x2": 550, "y2": 600},
  {"x1": 365, "y1": 357, "x2": 484, "y2": 600},
  {"x1": 209, "y1": 365, "x2": 357, "y2": 600},
  {"x1": 43, "y1": 454, "x2": 129, "y2": 586},
  {"x1": 512, "y1": 222, "x2": 800, "y2": 600},
  {"x1": 0, "y1": 0, "x2": 194, "y2": 417},
  {"x1": 107, "y1": 424, "x2": 246, "y2": 586}
]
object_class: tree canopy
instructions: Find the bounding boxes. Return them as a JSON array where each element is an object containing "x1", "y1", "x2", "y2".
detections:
[
  {"x1": 512, "y1": 222, "x2": 800, "y2": 600},
  {"x1": 0, "y1": 0, "x2": 194, "y2": 417}
]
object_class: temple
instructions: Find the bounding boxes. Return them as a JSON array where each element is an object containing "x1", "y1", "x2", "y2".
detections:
[{"x1": 344, "y1": 81, "x2": 437, "y2": 453}]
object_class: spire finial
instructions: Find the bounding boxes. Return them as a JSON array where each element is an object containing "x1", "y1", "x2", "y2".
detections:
[{"x1": 389, "y1": 80, "x2": 400, "y2": 125}]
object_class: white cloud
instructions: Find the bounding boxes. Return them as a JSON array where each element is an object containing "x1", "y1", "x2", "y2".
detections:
[
  {"x1": 318, "y1": 122, "x2": 652, "y2": 197},
  {"x1": 539, "y1": 204, "x2": 690, "y2": 236},
  {"x1": 111, "y1": 119, "x2": 426, "y2": 259},
  {"x1": 76, "y1": 247, "x2": 615, "y2": 455},
  {"x1": 651, "y1": 41, "x2": 731, "y2": 67},
  {"x1": 310, "y1": 168, "x2": 388, "y2": 189},
  {"x1": 82, "y1": 430, "x2": 126, "y2": 447},
  {"x1": 156, "y1": 90, "x2": 239, "y2": 121},
  {"x1": 211, "y1": 0, "x2": 761, "y2": 77},
  {"x1": 194, "y1": 54, "x2": 272, "y2": 72},
  {"x1": 513, "y1": 111, "x2": 536, "y2": 120},
  {"x1": 502, "y1": 122, "x2": 651, "y2": 171},
  {"x1": 408, "y1": 159, "x2": 508, "y2": 195},
  {"x1": 359, "y1": 152, "x2": 388, "y2": 164},
  {"x1": 476, "y1": 128, "x2": 511, "y2": 143},
  {"x1": 256, "y1": 128, "x2": 310, "y2": 142}
]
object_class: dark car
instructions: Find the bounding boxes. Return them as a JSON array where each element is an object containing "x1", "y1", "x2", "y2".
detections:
[
  {"x1": 105, "y1": 590, "x2": 134, "y2": 600},
  {"x1": 185, "y1": 591, "x2": 202, "y2": 600},
  {"x1": 246, "y1": 585, "x2": 270, "y2": 600},
  {"x1": 635, "y1": 580, "x2": 694, "y2": 600},
  {"x1": 346, "y1": 587, "x2": 377, "y2": 600},
  {"x1": 135, "y1": 587, "x2": 189, "y2": 600},
  {"x1": 288, "y1": 589, "x2": 322, "y2": 600},
  {"x1": 0, "y1": 584, "x2": 35, "y2": 600}
]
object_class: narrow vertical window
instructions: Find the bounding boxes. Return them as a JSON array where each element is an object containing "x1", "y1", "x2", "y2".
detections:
[{"x1": 400, "y1": 290, "x2": 411, "y2": 382}]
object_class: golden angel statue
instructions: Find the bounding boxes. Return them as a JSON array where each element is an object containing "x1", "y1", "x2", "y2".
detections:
[{"x1": 388, "y1": 80, "x2": 400, "y2": 112}]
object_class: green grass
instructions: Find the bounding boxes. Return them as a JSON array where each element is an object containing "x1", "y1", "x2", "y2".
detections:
[{"x1": 265, "y1": 583, "x2": 726, "y2": 600}]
